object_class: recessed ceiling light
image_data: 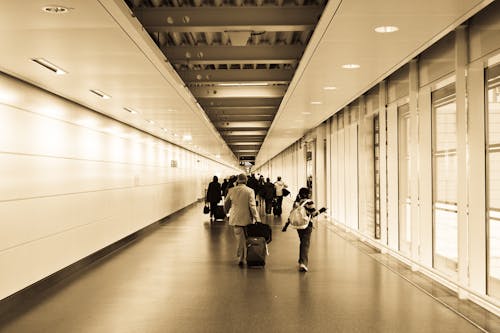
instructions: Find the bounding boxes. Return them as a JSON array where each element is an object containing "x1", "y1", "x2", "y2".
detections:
[
  {"x1": 310, "y1": 101, "x2": 322, "y2": 105},
  {"x1": 374, "y1": 26, "x2": 399, "y2": 33},
  {"x1": 31, "y1": 58, "x2": 67, "y2": 75},
  {"x1": 323, "y1": 86, "x2": 337, "y2": 90},
  {"x1": 215, "y1": 154, "x2": 221, "y2": 159},
  {"x1": 42, "y1": 5, "x2": 71, "y2": 14},
  {"x1": 183, "y1": 134, "x2": 192, "y2": 141},
  {"x1": 146, "y1": 119, "x2": 154, "y2": 124},
  {"x1": 302, "y1": 111, "x2": 312, "y2": 115},
  {"x1": 342, "y1": 64, "x2": 360, "y2": 69},
  {"x1": 90, "y1": 89, "x2": 111, "y2": 99},
  {"x1": 123, "y1": 107, "x2": 138, "y2": 114}
]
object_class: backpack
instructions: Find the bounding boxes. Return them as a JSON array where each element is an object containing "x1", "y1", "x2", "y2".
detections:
[{"x1": 288, "y1": 200, "x2": 311, "y2": 229}]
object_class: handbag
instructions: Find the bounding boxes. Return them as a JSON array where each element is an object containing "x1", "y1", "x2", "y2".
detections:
[
  {"x1": 203, "y1": 204, "x2": 210, "y2": 214},
  {"x1": 282, "y1": 188, "x2": 290, "y2": 197}
]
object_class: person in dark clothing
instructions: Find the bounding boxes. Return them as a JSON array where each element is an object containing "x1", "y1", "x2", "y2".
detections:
[
  {"x1": 246, "y1": 174, "x2": 259, "y2": 197},
  {"x1": 262, "y1": 178, "x2": 276, "y2": 215},
  {"x1": 206, "y1": 176, "x2": 222, "y2": 221},
  {"x1": 221, "y1": 178, "x2": 229, "y2": 198},
  {"x1": 282, "y1": 187, "x2": 326, "y2": 272}
]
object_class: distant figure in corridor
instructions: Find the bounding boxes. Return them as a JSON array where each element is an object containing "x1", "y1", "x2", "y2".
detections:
[
  {"x1": 262, "y1": 177, "x2": 275, "y2": 215},
  {"x1": 224, "y1": 173, "x2": 261, "y2": 266},
  {"x1": 282, "y1": 187, "x2": 326, "y2": 272},
  {"x1": 206, "y1": 176, "x2": 222, "y2": 222},
  {"x1": 273, "y1": 176, "x2": 288, "y2": 216}
]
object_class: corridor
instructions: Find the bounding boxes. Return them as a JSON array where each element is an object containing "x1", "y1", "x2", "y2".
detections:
[{"x1": 0, "y1": 201, "x2": 494, "y2": 333}]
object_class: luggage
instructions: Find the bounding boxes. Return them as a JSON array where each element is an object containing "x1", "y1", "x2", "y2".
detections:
[
  {"x1": 245, "y1": 222, "x2": 272, "y2": 243},
  {"x1": 213, "y1": 205, "x2": 226, "y2": 221},
  {"x1": 289, "y1": 200, "x2": 312, "y2": 229},
  {"x1": 246, "y1": 236, "x2": 266, "y2": 267}
]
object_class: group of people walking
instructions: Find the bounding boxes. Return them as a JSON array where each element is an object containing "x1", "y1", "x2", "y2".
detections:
[{"x1": 206, "y1": 173, "x2": 327, "y2": 273}]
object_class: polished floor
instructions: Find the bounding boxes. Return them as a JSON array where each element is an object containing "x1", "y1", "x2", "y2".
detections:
[{"x1": 0, "y1": 200, "x2": 498, "y2": 333}]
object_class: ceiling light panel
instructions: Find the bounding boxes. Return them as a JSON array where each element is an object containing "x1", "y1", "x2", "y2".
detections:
[{"x1": 31, "y1": 58, "x2": 67, "y2": 75}]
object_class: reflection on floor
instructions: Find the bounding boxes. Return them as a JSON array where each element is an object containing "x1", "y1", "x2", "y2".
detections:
[{"x1": 0, "y1": 199, "x2": 498, "y2": 333}]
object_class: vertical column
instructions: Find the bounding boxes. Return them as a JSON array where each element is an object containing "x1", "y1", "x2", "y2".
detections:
[
  {"x1": 455, "y1": 25, "x2": 469, "y2": 299},
  {"x1": 418, "y1": 86, "x2": 433, "y2": 268},
  {"x1": 387, "y1": 103, "x2": 399, "y2": 251},
  {"x1": 467, "y1": 59, "x2": 487, "y2": 295},
  {"x1": 326, "y1": 118, "x2": 332, "y2": 214},
  {"x1": 409, "y1": 59, "x2": 420, "y2": 270},
  {"x1": 315, "y1": 124, "x2": 327, "y2": 208},
  {"x1": 379, "y1": 81, "x2": 389, "y2": 247}
]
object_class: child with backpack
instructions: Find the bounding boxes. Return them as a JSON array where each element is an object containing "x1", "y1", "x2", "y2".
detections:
[{"x1": 282, "y1": 187, "x2": 327, "y2": 272}]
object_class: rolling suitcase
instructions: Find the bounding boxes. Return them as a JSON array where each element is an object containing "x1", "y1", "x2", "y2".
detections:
[
  {"x1": 213, "y1": 205, "x2": 226, "y2": 221},
  {"x1": 245, "y1": 222, "x2": 272, "y2": 243},
  {"x1": 246, "y1": 236, "x2": 266, "y2": 267}
]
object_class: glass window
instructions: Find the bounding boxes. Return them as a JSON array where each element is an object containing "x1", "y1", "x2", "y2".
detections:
[
  {"x1": 487, "y1": 63, "x2": 500, "y2": 299},
  {"x1": 398, "y1": 104, "x2": 411, "y2": 254},
  {"x1": 374, "y1": 115, "x2": 381, "y2": 239},
  {"x1": 431, "y1": 83, "x2": 458, "y2": 275}
]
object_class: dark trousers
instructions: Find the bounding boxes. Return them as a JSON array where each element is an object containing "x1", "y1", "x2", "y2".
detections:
[
  {"x1": 209, "y1": 201, "x2": 218, "y2": 218},
  {"x1": 297, "y1": 224, "x2": 313, "y2": 266},
  {"x1": 265, "y1": 198, "x2": 273, "y2": 214},
  {"x1": 276, "y1": 196, "x2": 283, "y2": 210}
]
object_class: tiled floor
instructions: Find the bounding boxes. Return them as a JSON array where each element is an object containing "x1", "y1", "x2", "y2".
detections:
[{"x1": 0, "y1": 200, "x2": 497, "y2": 332}]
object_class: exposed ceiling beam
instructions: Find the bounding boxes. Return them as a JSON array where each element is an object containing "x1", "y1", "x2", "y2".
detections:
[
  {"x1": 214, "y1": 121, "x2": 272, "y2": 128},
  {"x1": 228, "y1": 142, "x2": 262, "y2": 146},
  {"x1": 190, "y1": 85, "x2": 286, "y2": 98},
  {"x1": 221, "y1": 130, "x2": 267, "y2": 136},
  {"x1": 198, "y1": 97, "x2": 282, "y2": 107},
  {"x1": 232, "y1": 149, "x2": 260, "y2": 153},
  {"x1": 164, "y1": 45, "x2": 304, "y2": 63},
  {"x1": 205, "y1": 106, "x2": 277, "y2": 115},
  {"x1": 180, "y1": 68, "x2": 294, "y2": 83},
  {"x1": 133, "y1": 7, "x2": 324, "y2": 32},
  {"x1": 224, "y1": 135, "x2": 265, "y2": 142},
  {"x1": 208, "y1": 115, "x2": 274, "y2": 122}
]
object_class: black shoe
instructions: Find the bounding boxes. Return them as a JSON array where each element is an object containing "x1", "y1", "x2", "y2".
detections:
[{"x1": 238, "y1": 261, "x2": 244, "y2": 268}]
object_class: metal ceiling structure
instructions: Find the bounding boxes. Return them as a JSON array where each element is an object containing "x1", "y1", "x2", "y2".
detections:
[{"x1": 126, "y1": 0, "x2": 327, "y2": 165}]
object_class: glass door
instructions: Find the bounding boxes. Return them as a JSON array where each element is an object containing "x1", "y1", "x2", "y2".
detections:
[
  {"x1": 398, "y1": 104, "x2": 411, "y2": 254},
  {"x1": 486, "y1": 63, "x2": 500, "y2": 299},
  {"x1": 431, "y1": 83, "x2": 458, "y2": 275}
]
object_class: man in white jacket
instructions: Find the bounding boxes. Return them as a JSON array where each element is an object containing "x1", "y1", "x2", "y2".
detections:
[{"x1": 224, "y1": 173, "x2": 261, "y2": 266}]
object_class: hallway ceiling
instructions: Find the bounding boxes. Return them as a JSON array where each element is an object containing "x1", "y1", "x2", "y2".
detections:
[
  {"x1": 0, "y1": 0, "x2": 494, "y2": 170},
  {"x1": 126, "y1": 0, "x2": 327, "y2": 166}
]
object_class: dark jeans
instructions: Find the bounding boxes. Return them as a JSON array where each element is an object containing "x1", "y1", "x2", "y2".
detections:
[
  {"x1": 265, "y1": 198, "x2": 273, "y2": 214},
  {"x1": 209, "y1": 201, "x2": 219, "y2": 218},
  {"x1": 297, "y1": 224, "x2": 313, "y2": 266},
  {"x1": 276, "y1": 196, "x2": 283, "y2": 210}
]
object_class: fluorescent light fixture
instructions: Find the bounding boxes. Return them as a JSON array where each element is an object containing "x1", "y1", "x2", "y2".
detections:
[
  {"x1": 215, "y1": 154, "x2": 221, "y2": 159},
  {"x1": 302, "y1": 111, "x2": 312, "y2": 115},
  {"x1": 342, "y1": 64, "x2": 360, "y2": 69},
  {"x1": 183, "y1": 134, "x2": 192, "y2": 141},
  {"x1": 90, "y1": 89, "x2": 111, "y2": 99},
  {"x1": 218, "y1": 82, "x2": 269, "y2": 87},
  {"x1": 32, "y1": 58, "x2": 67, "y2": 75},
  {"x1": 123, "y1": 107, "x2": 138, "y2": 114},
  {"x1": 42, "y1": 5, "x2": 70, "y2": 14},
  {"x1": 310, "y1": 101, "x2": 322, "y2": 105},
  {"x1": 374, "y1": 26, "x2": 399, "y2": 33},
  {"x1": 323, "y1": 86, "x2": 337, "y2": 90}
]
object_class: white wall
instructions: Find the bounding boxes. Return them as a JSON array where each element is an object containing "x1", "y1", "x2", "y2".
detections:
[{"x1": 0, "y1": 73, "x2": 237, "y2": 300}]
